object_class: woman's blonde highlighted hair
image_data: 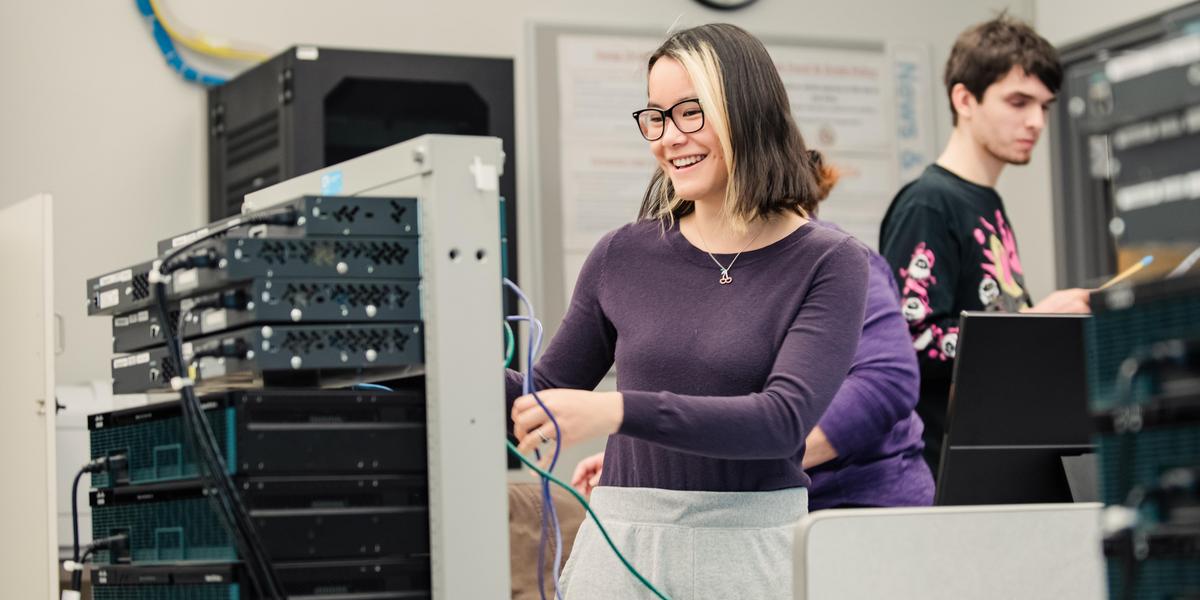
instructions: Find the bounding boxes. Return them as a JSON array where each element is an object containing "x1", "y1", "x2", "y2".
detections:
[{"x1": 638, "y1": 24, "x2": 823, "y2": 232}]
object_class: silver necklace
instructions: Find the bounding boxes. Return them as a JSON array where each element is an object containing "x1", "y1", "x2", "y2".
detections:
[{"x1": 695, "y1": 223, "x2": 765, "y2": 285}]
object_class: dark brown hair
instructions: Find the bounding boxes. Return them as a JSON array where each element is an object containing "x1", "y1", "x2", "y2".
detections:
[
  {"x1": 636, "y1": 23, "x2": 820, "y2": 231},
  {"x1": 944, "y1": 14, "x2": 1062, "y2": 125}
]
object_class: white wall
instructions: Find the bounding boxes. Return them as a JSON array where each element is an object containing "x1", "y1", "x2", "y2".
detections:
[
  {"x1": 1037, "y1": 0, "x2": 1190, "y2": 47},
  {"x1": 1, "y1": 2, "x2": 207, "y2": 387},
  {"x1": 1, "y1": 0, "x2": 1040, "y2": 388},
  {"x1": 998, "y1": 0, "x2": 1193, "y2": 297}
]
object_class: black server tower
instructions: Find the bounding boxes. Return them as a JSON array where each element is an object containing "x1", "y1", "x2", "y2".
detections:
[{"x1": 207, "y1": 46, "x2": 517, "y2": 283}]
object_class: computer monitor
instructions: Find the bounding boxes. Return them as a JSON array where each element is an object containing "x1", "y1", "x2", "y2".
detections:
[{"x1": 935, "y1": 312, "x2": 1096, "y2": 505}]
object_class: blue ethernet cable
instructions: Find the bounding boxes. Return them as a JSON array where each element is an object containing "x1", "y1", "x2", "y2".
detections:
[
  {"x1": 506, "y1": 312, "x2": 562, "y2": 599},
  {"x1": 133, "y1": 0, "x2": 226, "y2": 86},
  {"x1": 352, "y1": 382, "x2": 395, "y2": 392},
  {"x1": 505, "y1": 278, "x2": 565, "y2": 600}
]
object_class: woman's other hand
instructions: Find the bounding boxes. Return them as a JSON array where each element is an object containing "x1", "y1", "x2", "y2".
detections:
[{"x1": 571, "y1": 452, "x2": 605, "y2": 499}]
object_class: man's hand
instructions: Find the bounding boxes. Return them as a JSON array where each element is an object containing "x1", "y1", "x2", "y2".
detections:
[{"x1": 1023, "y1": 288, "x2": 1091, "y2": 314}]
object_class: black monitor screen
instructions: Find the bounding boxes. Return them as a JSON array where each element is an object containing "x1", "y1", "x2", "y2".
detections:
[{"x1": 935, "y1": 312, "x2": 1096, "y2": 505}]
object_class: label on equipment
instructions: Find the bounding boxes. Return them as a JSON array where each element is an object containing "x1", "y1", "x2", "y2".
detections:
[
  {"x1": 98, "y1": 269, "x2": 132, "y2": 287},
  {"x1": 199, "y1": 356, "x2": 226, "y2": 378},
  {"x1": 174, "y1": 268, "x2": 199, "y2": 293},
  {"x1": 98, "y1": 289, "x2": 120, "y2": 309},
  {"x1": 321, "y1": 170, "x2": 343, "y2": 195},
  {"x1": 111, "y1": 355, "x2": 147, "y2": 368},
  {"x1": 171, "y1": 228, "x2": 208, "y2": 248},
  {"x1": 202, "y1": 310, "x2": 227, "y2": 332},
  {"x1": 113, "y1": 310, "x2": 149, "y2": 328}
]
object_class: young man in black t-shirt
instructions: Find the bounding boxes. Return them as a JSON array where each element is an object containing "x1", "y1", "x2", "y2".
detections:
[{"x1": 879, "y1": 15, "x2": 1091, "y2": 477}]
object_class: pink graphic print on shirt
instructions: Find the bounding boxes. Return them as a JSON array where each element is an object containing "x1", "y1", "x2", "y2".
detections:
[
  {"x1": 974, "y1": 210, "x2": 1026, "y2": 302},
  {"x1": 934, "y1": 326, "x2": 958, "y2": 361},
  {"x1": 899, "y1": 242, "x2": 959, "y2": 360},
  {"x1": 900, "y1": 242, "x2": 936, "y2": 295}
]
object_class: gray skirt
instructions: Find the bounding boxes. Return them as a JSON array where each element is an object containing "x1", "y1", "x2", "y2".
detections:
[{"x1": 559, "y1": 486, "x2": 808, "y2": 600}]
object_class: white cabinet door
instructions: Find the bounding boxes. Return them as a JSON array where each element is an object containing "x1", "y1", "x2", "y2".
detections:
[{"x1": 0, "y1": 194, "x2": 58, "y2": 597}]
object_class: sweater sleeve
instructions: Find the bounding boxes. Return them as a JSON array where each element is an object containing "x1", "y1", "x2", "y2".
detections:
[
  {"x1": 815, "y1": 253, "x2": 921, "y2": 460},
  {"x1": 505, "y1": 230, "x2": 619, "y2": 403},
  {"x1": 880, "y1": 201, "x2": 962, "y2": 366},
  {"x1": 616, "y1": 237, "x2": 870, "y2": 460}
]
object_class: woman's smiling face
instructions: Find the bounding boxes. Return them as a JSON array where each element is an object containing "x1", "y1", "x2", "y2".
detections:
[{"x1": 646, "y1": 57, "x2": 727, "y2": 206}]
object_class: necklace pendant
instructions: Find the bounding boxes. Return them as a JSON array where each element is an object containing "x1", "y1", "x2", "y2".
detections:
[{"x1": 719, "y1": 270, "x2": 733, "y2": 285}]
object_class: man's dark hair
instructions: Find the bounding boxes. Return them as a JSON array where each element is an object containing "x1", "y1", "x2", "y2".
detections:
[{"x1": 944, "y1": 14, "x2": 1062, "y2": 125}]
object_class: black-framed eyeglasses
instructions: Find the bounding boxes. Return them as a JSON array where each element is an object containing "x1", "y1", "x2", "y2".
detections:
[{"x1": 632, "y1": 98, "x2": 705, "y2": 141}]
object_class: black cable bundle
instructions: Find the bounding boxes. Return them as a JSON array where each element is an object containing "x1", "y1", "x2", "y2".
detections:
[
  {"x1": 70, "y1": 455, "x2": 127, "y2": 593},
  {"x1": 149, "y1": 208, "x2": 299, "y2": 599},
  {"x1": 153, "y1": 282, "x2": 284, "y2": 598},
  {"x1": 158, "y1": 206, "x2": 299, "y2": 274}
]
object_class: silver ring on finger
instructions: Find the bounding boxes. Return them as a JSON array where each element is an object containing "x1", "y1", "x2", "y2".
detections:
[{"x1": 536, "y1": 429, "x2": 550, "y2": 444}]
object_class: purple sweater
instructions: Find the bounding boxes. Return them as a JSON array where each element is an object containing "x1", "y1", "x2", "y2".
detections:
[
  {"x1": 508, "y1": 219, "x2": 869, "y2": 491},
  {"x1": 806, "y1": 225, "x2": 934, "y2": 509}
]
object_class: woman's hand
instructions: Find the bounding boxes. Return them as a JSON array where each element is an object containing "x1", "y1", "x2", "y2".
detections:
[
  {"x1": 512, "y1": 389, "x2": 624, "y2": 466},
  {"x1": 801, "y1": 425, "x2": 838, "y2": 470},
  {"x1": 571, "y1": 452, "x2": 605, "y2": 499}
]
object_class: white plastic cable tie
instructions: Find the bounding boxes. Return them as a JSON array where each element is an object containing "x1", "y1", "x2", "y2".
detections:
[
  {"x1": 1101, "y1": 505, "x2": 1139, "y2": 535},
  {"x1": 61, "y1": 591, "x2": 82, "y2": 600},
  {"x1": 470, "y1": 156, "x2": 499, "y2": 192},
  {"x1": 170, "y1": 376, "x2": 195, "y2": 391},
  {"x1": 62, "y1": 560, "x2": 83, "y2": 573},
  {"x1": 148, "y1": 259, "x2": 168, "y2": 285}
]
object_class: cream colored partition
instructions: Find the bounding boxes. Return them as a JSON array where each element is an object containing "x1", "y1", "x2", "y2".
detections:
[
  {"x1": 795, "y1": 503, "x2": 1106, "y2": 600},
  {"x1": 0, "y1": 194, "x2": 59, "y2": 598}
]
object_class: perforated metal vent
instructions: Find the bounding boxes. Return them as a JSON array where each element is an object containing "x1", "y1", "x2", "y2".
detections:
[
  {"x1": 256, "y1": 240, "x2": 411, "y2": 266},
  {"x1": 280, "y1": 327, "x2": 413, "y2": 355},
  {"x1": 280, "y1": 282, "x2": 412, "y2": 309}
]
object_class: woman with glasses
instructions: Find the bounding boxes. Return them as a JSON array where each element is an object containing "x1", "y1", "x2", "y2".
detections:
[
  {"x1": 509, "y1": 23, "x2": 869, "y2": 598},
  {"x1": 571, "y1": 153, "x2": 935, "y2": 513}
]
